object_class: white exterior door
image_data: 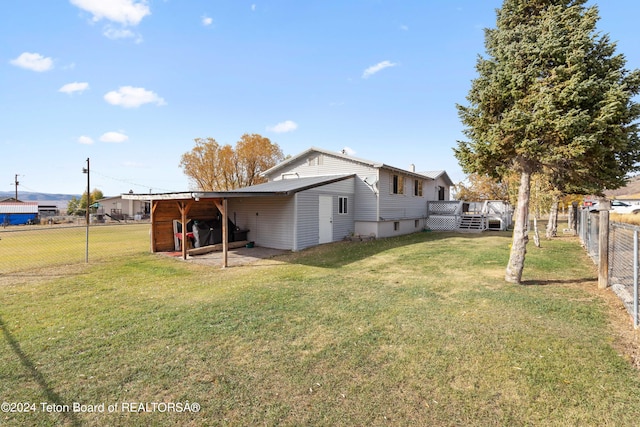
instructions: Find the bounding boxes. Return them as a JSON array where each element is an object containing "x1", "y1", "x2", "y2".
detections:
[{"x1": 319, "y1": 195, "x2": 333, "y2": 244}]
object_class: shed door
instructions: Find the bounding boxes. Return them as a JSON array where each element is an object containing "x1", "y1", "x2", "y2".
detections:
[{"x1": 319, "y1": 195, "x2": 333, "y2": 244}]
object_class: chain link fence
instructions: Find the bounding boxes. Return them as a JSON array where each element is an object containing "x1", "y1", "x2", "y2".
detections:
[
  {"x1": 577, "y1": 209, "x2": 640, "y2": 327},
  {"x1": 578, "y1": 208, "x2": 600, "y2": 262},
  {"x1": 0, "y1": 221, "x2": 151, "y2": 275}
]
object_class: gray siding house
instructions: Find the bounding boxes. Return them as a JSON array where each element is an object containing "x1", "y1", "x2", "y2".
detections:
[
  {"x1": 124, "y1": 147, "x2": 454, "y2": 254},
  {"x1": 224, "y1": 174, "x2": 356, "y2": 251},
  {"x1": 226, "y1": 147, "x2": 452, "y2": 250}
]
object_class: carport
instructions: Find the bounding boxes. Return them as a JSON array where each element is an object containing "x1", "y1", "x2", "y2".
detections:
[
  {"x1": 123, "y1": 175, "x2": 355, "y2": 267},
  {"x1": 124, "y1": 192, "x2": 251, "y2": 267}
]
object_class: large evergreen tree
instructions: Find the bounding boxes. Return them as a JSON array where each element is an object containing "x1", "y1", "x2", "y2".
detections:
[{"x1": 455, "y1": 0, "x2": 640, "y2": 283}]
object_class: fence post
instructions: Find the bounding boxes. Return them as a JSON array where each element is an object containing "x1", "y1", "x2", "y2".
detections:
[
  {"x1": 571, "y1": 202, "x2": 578, "y2": 232},
  {"x1": 598, "y1": 199, "x2": 610, "y2": 289},
  {"x1": 634, "y1": 229, "x2": 638, "y2": 328}
]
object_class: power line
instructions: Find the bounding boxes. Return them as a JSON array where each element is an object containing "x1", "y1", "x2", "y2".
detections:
[{"x1": 90, "y1": 169, "x2": 174, "y2": 193}]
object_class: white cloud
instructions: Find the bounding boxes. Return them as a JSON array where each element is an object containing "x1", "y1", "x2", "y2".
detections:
[
  {"x1": 341, "y1": 146, "x2": 356, "y2": 156},
  {"x1": 103, "y1": 26, "x2": 137, "y2": 40},
  {"x1": 70, "y1": 0, "x2": 151, "y2": 26},
  {"x1": 202, "y1": 16, "x2": 213, "y2": 26},
  {"x1": 400, "y1": 24, "x2": 409, "y2": 31},
  {"x1": 104, "y1": 86, "x2": 166, "y2": 108},
  {"x1": 77, "y1": 135, "x2": 94, "y2": 145},
  {"x1": 362, "y1": 60, "x2": 397, "y2": 79},
  {"x1": 59, "y1": 82, "x2": 89, "y2": 94},
  {"x1": 267, "y1": 120, "x2": 298, "y2": 133},
  {"x1": 251, "y1": 4, "x2": 256, "y2": 11},
  {"x1": 100, "y1": 131, "x2": 129, "y2": 143},
  {"x1": 9, "y1": 52, "x2": 53, "y2": 72}
]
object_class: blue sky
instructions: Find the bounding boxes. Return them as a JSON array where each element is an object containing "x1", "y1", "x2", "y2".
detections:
[{"x1": 2, "y1": 1, "x2": 639, "y2": 196}]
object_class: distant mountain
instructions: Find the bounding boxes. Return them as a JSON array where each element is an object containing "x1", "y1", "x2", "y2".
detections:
[
  {"x1": 605, "y1": 175, "x2": 640, "y2": 199},
  {"x1": 0, "y1": 191, "x2": 80, "y2": 202}
]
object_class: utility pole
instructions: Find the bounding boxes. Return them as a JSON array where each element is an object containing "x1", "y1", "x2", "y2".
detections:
[
  {"x1": 82, "y1": 158, "x2": 90, "y2": 263},
  {"x1": 13, "y1": 174, "x2": 20, "y2": 201}
]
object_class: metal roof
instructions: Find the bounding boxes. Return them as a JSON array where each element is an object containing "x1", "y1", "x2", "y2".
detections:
[
  {"x1": 122, "y1": 174, "x2": 355, "y2": 201},
  {"x1": 261, "y1": 147, "x2": 435, "y2": 181},
  {"x1": 0, "y1": 202, "x2": 39, "y2": 214},
  {"x1": 226, "y1": 174, "x2": 354, "y2": 194},
  {"x1": 419, "y1": 170, "x2": 454, "y2": 186}
]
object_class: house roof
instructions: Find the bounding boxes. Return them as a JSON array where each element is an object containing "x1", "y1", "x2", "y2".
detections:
[
  {"x1": 0, "y1": 202, "x2": 39, "y2": 214},
  {"x1": 97, "y1": 194, "x2": 141, "y2": 203},
  {"x1": 226, "y1": 174, "x2": 354, "y2": 194},
  {"x1": 262, "y1": 147, "x2": 436, "y2": 181},
  {"x1": 419, "y1": 170, "x2": 454, "y2": 187},
  {"x1": 123, "y1": 174, "x2": 355, "y2": 201}
]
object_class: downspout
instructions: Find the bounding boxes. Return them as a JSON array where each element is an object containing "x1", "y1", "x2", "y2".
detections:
[{"x1": 293, "y1": 193, "x2": 299, "y2": 251}]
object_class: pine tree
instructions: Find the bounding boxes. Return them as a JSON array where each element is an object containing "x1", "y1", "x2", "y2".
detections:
[{"x1": 455, "y1": 0, "x2": 640, "y2": 283}]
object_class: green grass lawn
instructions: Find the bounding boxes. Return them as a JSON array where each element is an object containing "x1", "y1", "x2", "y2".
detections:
[{"x1": 1, "y1": 230, "x2": 640, "y2": 426}]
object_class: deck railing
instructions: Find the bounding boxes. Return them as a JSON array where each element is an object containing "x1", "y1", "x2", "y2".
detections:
[{"x1": 425, "y1": 200, "x2": 512, "y2": 231}]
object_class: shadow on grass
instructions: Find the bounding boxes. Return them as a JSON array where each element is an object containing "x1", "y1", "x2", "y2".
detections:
[
  {"x1": 0, "y1": 316, "x2": 81, "y2": 427},
  {"x1": 281, "y1": 230, "x2": 513, "y2": 269},
  {"x1": 0, "y1": 263, "x2": 92, "y2": 281},
  {"x1": 521, "y1": 277, "x2": 597, "y2": 286},
  {"x1": 0, "y1": 271, "x2": 87, "y2": 278}
]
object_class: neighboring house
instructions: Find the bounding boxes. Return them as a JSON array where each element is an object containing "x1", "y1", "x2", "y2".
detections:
[
  {"x1": 37, "y1": 204, "x2": 59, "y2": 217},
  {"x1": 95, "y1": 193, "x2": 151, "y2": 221},
  {"x1": 0, "y1": 201, "x2": 39, "y2": 225},
  {"x1": 124, "y1": 147, "x2": 454, "y2": 257}
]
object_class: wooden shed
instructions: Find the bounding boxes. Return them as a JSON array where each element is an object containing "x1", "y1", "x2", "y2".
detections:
[{"x1": 125, "y1": 192, "x2": 237, "y2": 266}]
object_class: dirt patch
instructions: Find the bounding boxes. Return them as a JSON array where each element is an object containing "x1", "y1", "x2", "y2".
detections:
[
  {"x1": 587, "y1": 283, "x2": 640, "y2": 369},
  {"x1": 183, "y1": 245, "x2": 289, "y2": 268},
  {"x1": 607, "y1": 298, "x2": 640, "y2": 369},
  {"x1": 0, "y1": 263, "x2": 92, "y2": 287}
]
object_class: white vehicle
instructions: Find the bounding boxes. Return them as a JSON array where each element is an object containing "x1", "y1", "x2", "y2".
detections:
[{"x1": 588, "y1": 200, "x2": 640, "y2": 214}]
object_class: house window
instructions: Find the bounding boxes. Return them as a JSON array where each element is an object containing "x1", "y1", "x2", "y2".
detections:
[
  {"x1": 338, "y1": 197, "x2": 348, "y2": 214},
  {"x1": 414, "y1": 179, "x2": 423, "y2": 196},
  {"x1": 438, "y1": 186, "x2": 445, "y2": 201},
  {"x1": 394, "y1": 221, "x2": 400, "y2": 231},
  {"x1": 415, "y1": 219, "x2": 420, "y2": 228},
  {"x1": 392, "y1": 174, "x2": 404, "y2": 194}
]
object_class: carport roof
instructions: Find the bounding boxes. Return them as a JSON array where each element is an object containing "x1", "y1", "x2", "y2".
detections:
[{"x1": 122, "y1": 174, "x2": 355, "y2": 201}]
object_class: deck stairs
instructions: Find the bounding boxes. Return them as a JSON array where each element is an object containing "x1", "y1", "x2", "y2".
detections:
[{"x1": 458, "y1": 214, "x2": 485, "y2": 231}]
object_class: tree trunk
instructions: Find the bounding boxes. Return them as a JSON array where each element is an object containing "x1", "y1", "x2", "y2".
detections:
[
  {"x1": 533, "y1": 216, "x2": 540, "y2": 248},
  {"x1": 545, "y1": 197, "x2": 559, "y2": 238},
  {"x1": 505, "y1": 168, "x2": 532, "y2": 284}
]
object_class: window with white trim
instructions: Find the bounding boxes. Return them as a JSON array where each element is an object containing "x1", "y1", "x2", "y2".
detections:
[
  {"x1": 338, "y1": 197, "x2": 348, "y2": 214},
  {"x1": 391, "y1": 174, "x2": 404, "y2": 194},
  {"x1": 414, "y1": 179, "x2": 423, "y2": 196}
]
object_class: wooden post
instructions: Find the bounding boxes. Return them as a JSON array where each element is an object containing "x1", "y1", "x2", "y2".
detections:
[
  {"x1": 177, "y1": 201, "x2": 192, "y2": 260},
  {"x1": 213, "y1": 198, "x2": 229, "y2": 268},
  {"x1": 150, "y1": 201, "x2": 158, "y2": 252},
  {"x1": 598, "y1": 199, "x2": 610, "y2": 289},
  {"x1": 222, "y1": 198, "x2": 228, "y2": 268}
]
